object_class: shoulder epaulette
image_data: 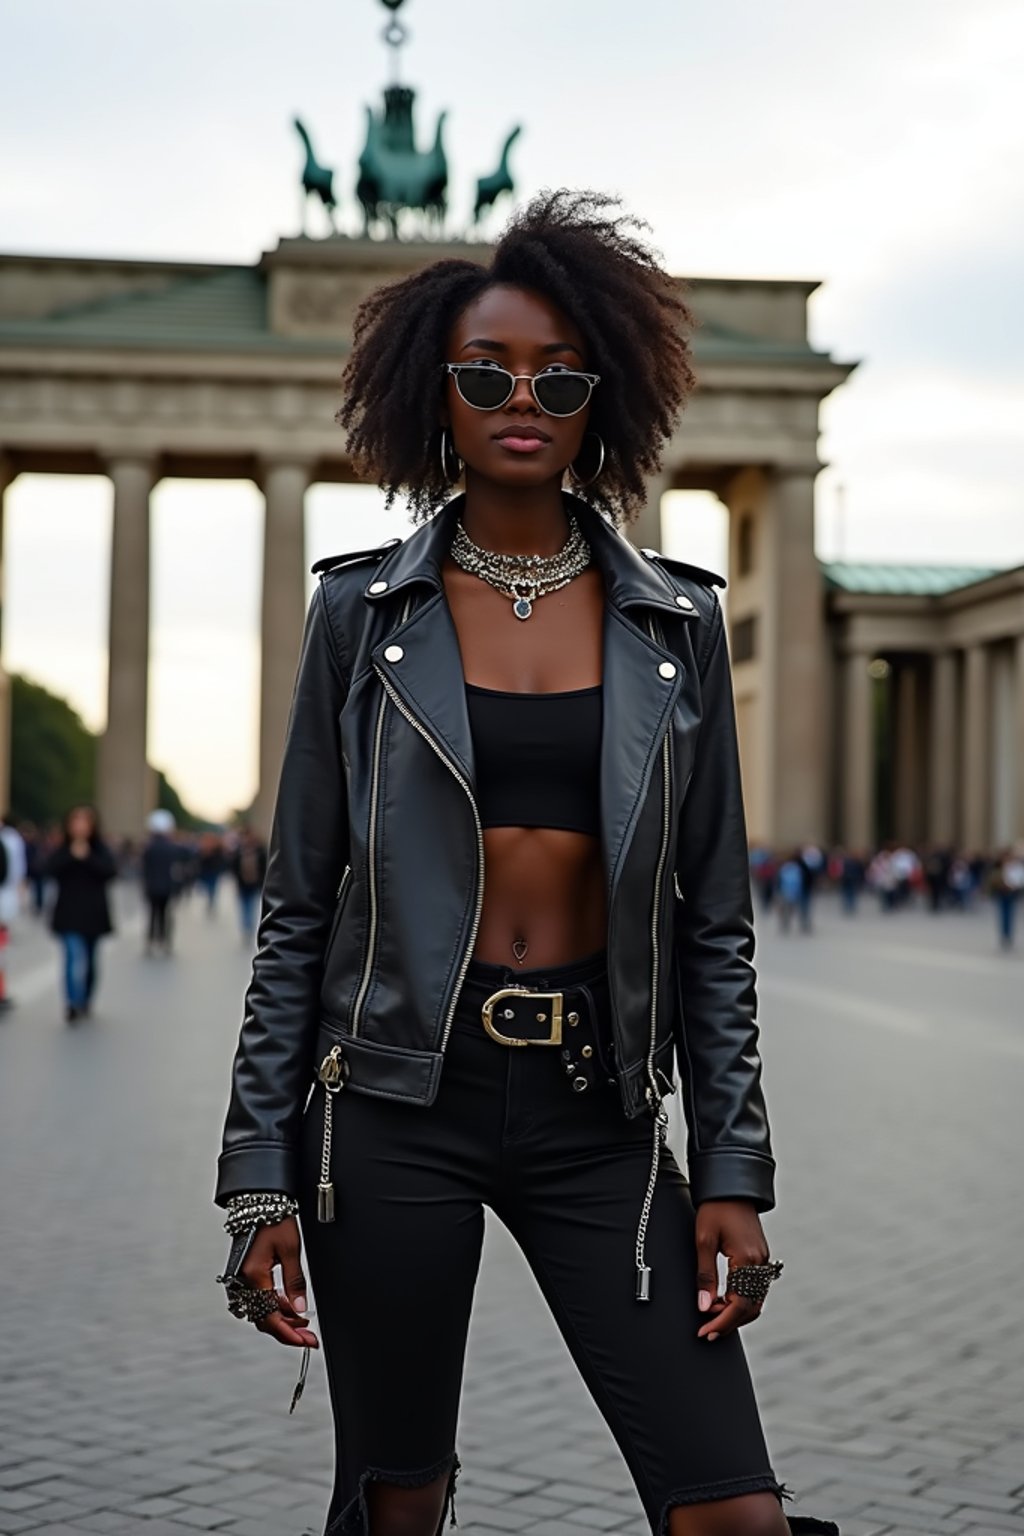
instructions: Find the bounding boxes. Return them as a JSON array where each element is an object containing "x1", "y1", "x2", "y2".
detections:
[
  {"x1": 311, "y1": 537, "x2": 402, "y2": 577},
  {"x1": 640, "y1": 547, "x2": 727, "y2": 589}
]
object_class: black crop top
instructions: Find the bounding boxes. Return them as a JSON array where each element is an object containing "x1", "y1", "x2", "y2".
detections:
[{"x1": 465, "y1": 684, "x2": 602, "y2": 836}]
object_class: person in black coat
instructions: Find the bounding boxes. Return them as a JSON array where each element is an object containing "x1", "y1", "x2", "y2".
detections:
[
  {"x1": 142, "y1": 809, "x2": 185, "y2": 956},
  {"x1": 44, "y1": 805, "x2": 116, "y2": 1023}
]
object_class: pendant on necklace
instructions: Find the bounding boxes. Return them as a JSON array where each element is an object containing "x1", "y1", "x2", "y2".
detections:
[
  {"x1": 512, "y1": 937, "x2": 529, "y2": 964},
  {"x1": 513, "y1": 597, "x2": 533, "y2": 621}
]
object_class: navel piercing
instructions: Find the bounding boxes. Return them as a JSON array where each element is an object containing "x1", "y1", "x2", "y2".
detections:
[{"x1": 512, "y1": 937, "x2": 529, "y2": 965}]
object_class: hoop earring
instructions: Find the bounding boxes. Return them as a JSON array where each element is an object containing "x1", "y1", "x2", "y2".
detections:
[
  {"x1": 440, "y1": 428, "x2": 464, "y2": 483},
  {"x1": 567, "y1": 433, "x2": 605, "y2": 489}
]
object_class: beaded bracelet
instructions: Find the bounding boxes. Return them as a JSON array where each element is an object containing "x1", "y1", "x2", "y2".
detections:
[{"x1": 224, "y1": 1191, "x2": 299, "y2": 1236}]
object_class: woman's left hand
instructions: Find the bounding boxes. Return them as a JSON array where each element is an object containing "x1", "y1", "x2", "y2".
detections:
[{"x1": 693, "y1": 1197, "x2": 770, "y2": 1341}]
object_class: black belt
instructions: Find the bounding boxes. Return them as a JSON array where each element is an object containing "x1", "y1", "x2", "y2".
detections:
[{"x1": 477, "y1": 976, "x2": 616, "y2": 1093}]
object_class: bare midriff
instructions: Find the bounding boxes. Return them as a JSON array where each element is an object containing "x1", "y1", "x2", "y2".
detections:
[
  {"x1": 474, "y1": 826, "x2": 607, "y2": 968},
  {"x1": 443, "y1": 555, "x2": 609, "y2": 971}
]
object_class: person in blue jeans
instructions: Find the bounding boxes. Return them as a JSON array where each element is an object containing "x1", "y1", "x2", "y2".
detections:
[
  {"x1": 229, "y1": 825, "x2": 268, "y2": 943},
  {"x1": 43, "y1": 805, "x2": 117, "y2": 1023}
]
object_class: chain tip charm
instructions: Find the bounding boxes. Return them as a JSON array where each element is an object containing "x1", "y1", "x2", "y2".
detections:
[
  {"x1": 317, "y1": 1180, "x2": 336, "y2": 1223},
  {"x1": 289, "y1": 1344, "x2": 311, "y2": 1414},
  {"x1": 636, "y1": 1265, "x2": 652, "y2": 1302}
]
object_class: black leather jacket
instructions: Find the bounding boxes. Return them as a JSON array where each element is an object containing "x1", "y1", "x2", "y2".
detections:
[{"x1": 215, "y1": 492, "x2": 776, "y2": 1215}]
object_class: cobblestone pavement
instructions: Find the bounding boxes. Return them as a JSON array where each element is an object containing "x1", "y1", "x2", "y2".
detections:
[{"x1": 2, "y1": 883, "x2": 1022, "y2": 1536}]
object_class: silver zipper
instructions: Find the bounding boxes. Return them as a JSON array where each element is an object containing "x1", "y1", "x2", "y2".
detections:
[
  {"x1": 644, "y1": 615, "x2": 674, "y2": 1098},
  {"x1": 636, "y1": 618, "x2": 675, "y2": 1300},
  {"x1": 646, "y1": 731, "x2": 672, "y2": 1097},
  {"x1": 349, "y1": 691, "x2": 388, "y2": 1036},
  {"x1": 373, "y1": 666, "x2": 485, "y2": 1050},
  {"x1": 324, "y1": 863, "x2": 353, "y2": 963}
]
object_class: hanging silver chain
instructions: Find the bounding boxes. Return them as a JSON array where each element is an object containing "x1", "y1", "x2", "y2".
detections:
[{"x1": 449, "y1": 513, "x2": 592, "y2": 620}]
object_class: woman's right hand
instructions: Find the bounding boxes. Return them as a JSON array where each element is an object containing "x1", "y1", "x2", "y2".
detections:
[{"x1": 239, "y1": 1217, "x2": 319, "y2": 1350}]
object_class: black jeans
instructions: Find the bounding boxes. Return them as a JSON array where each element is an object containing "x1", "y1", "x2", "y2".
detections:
[{"x1": 298, "y1": 949, "x2": 787, "y2": 1535}]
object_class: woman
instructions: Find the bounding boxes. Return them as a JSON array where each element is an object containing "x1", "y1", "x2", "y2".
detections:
[
  {"x1": 45, "y1": 804, "x2": 116, "y2": 1022},
  {"x1": 215, "y1": 192, "x2": 838, "y2": 1536}
]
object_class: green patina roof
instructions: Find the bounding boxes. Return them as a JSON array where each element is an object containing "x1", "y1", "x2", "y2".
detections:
[
  {"x1": 823, "y1": 561, "x2": 1005, "y2": 596},
  {"x1": 0, "y1": 263, "x2": 826, "y2": 362},
  {"x1": 0, "y1": 267, "x2": 336, "y2": 353}
]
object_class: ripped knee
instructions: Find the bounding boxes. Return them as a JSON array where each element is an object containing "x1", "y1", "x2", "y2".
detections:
[
  {"x1": 330, "y1": 1452, "x2": 460, "y2": 1536},
  {"x1": 661, "y1": 1477, "x2": 793, "y2": 1536}
]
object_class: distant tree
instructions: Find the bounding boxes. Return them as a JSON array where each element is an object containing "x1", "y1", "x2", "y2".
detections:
[
  {"x1": 9, "y1": 672, "x2": 204, "y2": 829},
  {"x1": 9, "y1": 674, "x2": 95, "y2": 824}
]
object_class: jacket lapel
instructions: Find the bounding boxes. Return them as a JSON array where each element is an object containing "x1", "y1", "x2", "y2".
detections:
[
  {"x1": 365, "y1": 500, "x2": 476, "y2": 786},
  {"x1": 577, "y1": 501, "x2": 694, "y2": 899},
  {"x1": 372, "y1": 590, "x2": 476, "y2": 787}
]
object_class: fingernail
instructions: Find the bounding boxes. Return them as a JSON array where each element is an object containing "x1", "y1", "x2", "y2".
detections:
[
  {"x1": 698, "y1": 1290, "x2": 711, "y2": 1312},
  {"x1": 707, "y1": 1331, "x2": 719, "y2": 1341},
  {"x1": 295, "y1": 1295, "x2": 308, "y2": 1314}
]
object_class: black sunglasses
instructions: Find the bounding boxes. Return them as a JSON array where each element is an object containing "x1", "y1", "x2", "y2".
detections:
[{"x1": 443, "y1": 362, "x2": 600, "y2": 418}]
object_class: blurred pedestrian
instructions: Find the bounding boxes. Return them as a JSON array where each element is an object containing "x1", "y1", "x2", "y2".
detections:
[
  {"x1": 142, "y1": 809, "x2": 184, "y2": 956},
  {"x1": 923, "y1": 845, "x2": 952, "y2": 912},
  {"x1": 988, "y1": 848, "x2": 1024, "y2": 951},
  {"x1": 776, "y1": 853, "x2": 806, "y2": 934},
  {"x1": 229, "y1": 824, "x2": 267, "y2": 941},
  {"x1": 43, "y1": 805, "x2": 116, "y2": 1023},
  {"x1": 798, "y1": 843, "x2": 823, "y2": 931},
  {"x1": 836, "y1": 847, "x2": 865, "y2": 915},
  {"x1": 21, "y1": 820, "x2": 52, "y2": 917},
  {"x1": 197, "y1": 832, "x2": 227, "y2": 916},
  {"x1": 749, "y1": 843, "x2": 777, "y2": 910},
  {"x1": 0, "y1": 811, "x2": 27, "y2": 1012},
  {"x1": 948, "y1": 857, "x2": 973, "y2": 910}
]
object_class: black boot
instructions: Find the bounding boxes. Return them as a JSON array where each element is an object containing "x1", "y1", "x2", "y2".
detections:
[{"x1": 787, "y1": 1519, "x2": 840, "y2": 1534}]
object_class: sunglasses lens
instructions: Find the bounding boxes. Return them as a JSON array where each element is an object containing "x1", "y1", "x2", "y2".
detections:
[
  {"x1": 455, "y1": 366, "x2": 513, "y2": 409},
  {"x1": 533, "y1": 372, "x2": 592, "y2": 415}
]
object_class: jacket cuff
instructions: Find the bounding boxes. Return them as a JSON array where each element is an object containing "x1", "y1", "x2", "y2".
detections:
[
  {"x1": 214, "y1": 1143, "x2": 298, "y2": 1208},
  {"x1": 688, "y1": 1150, "x2": 776, "y2": 1213}
]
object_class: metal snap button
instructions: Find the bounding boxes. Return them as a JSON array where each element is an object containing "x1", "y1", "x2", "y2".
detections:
[
  {"x1": 675, "y1": 594, "x2": 694, "y2": 610},
  {"x1": 536, "y1": 1012, "x2": 547, "y2": 1023},
  {"x1": 568, "y1": 1011, "x2": 579, "y2": 1026},
  {"x1": 368, "y1": 580, "x2": 389, "y2": 595},
  {"x1": 572, "y1": 1077, "x2": 589, "y2": 1092},
  {"x1": 581, "y1": 1045, "x2": 593, "y2": 1059},
  {"x1": 383, "y1": 644, "x2": 404, "y2": 663},
  {"x1": 658, "y1": 661, "x2": 677, "y2": 681},
  {"x1": 502, "y1": 1008, "x2": 515, "y2": 1020}
]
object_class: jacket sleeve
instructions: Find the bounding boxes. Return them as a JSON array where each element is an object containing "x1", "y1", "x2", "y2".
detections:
[
  {"x1": 215, "y1": 580, "x2": 350, "y2": 1205},
  {"x1": 672, "y1": 593, "x2": 776, "y2": 1213}
]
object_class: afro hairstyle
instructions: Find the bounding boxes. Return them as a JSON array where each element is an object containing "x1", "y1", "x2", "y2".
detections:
[{"x1": 337, "y1": 188, "x2": 697, "y2": 525}]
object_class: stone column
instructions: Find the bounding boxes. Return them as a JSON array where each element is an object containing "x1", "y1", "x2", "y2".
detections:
[
  {"x1": 0, "y1": 454, "x2": 13, "y2": 816},
  {"x1": 842, "y1": 648, "x2": 875, "y2": 851},
  {"x1": 252, "y1": 460, "x2": 310, "y2": 838},
  {"x1": 893, "y1": 660, "x2": 923, "y2": 843},
  {"x1": 927, "y1": 649, "x2": 958, "y2": 845},
  {"x1": 765, "y1": 468, "x2": 827, "y2": 844},
  {"x1": 960, "y1": 642, "x2": 990, "y2": 852},
  {"x1": 628, "y1": 467, "x2": 674, "y2": 552},
  {"x1": 97, "y1": 457, "x2": 156, "y2": 840},
  {"x1": 1015, "y1": 633, "x2": 1024, "y2": 842}
]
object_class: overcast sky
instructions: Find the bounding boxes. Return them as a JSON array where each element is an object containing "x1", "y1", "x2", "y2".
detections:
[{"x1": 3, "y1": 0, "x2": 1022, "y2": 819}]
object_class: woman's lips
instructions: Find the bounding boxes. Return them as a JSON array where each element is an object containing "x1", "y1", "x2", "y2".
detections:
[{"x1": 495, "y1": 435, "x2": 548, "y2": 453}]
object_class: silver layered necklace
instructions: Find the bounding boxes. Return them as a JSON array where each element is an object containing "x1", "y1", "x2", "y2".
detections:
[{"x1": 450, "y1": 512, "x2": 592, "y2": 620}]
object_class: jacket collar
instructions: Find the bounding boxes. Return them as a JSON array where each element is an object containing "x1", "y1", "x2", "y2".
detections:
[{"x1": 364, "y1": 491, "x2": 686, "y2": 619}]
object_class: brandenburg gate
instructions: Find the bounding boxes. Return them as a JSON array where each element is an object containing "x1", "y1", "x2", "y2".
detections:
[{"x1": 0, "y1": 238, "x2": 852, "y2": 843}]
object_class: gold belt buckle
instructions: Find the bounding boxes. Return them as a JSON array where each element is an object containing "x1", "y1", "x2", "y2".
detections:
[{"x1": 481, "y1": 987, "x2": 564, "y2": 1047}]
